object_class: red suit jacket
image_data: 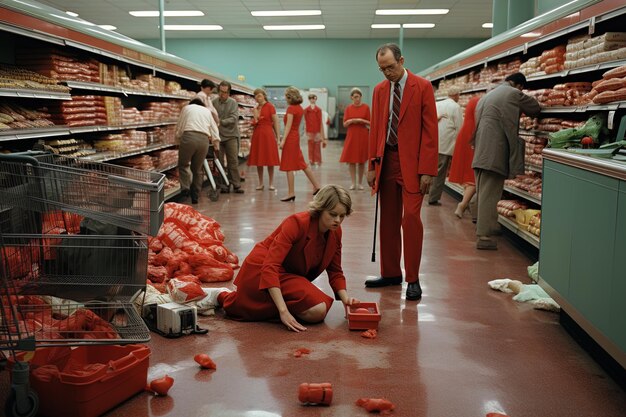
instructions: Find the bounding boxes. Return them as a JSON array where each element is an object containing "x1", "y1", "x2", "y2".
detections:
[
  {"x1": 234, "y1": 212, "x2": 347, "y2": 294},
  {"x1": 368, "y1": 70, "x2": 439, "y2": 193}
]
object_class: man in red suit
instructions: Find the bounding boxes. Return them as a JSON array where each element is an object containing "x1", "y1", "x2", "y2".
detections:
[{"x1": 366, "y1": 43, "x2": 438, "y2": 300}]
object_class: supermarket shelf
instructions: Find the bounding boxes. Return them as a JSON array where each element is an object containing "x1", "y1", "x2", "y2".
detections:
[
  {"x1": 540, "y1": 101, "x2": 626, "y2": 113},
  {"x1": 62, "y1": 81, "x2": 192, "y2": 100},
  {"x1": 526, "y1": 59, "x2": 626, "y2": 82},
  {"x1": 525, "y1": 163, "x2": 543, "y2": 173},
  {"x1": 0, "y1": 87, "x2": 71, "y2": 100},
  {"x1": 445, "y1": 180, "x2": 464, "y2": 196},
  {"x1": 0, "y1": 121, "x2": 177, "y2": 142},
  {"x1": 83, "y1": 143, "x2": 176, "y2": 162},
  {"x1": 156, "y1": 162, "x2": 178, "y2": 173},
  {"x1": 498, "y1": 215, "x2": 540, "y2": 248},
  {"x1": 237, "y1": 102, "x2": 256, "y2": 108},
  {"x1": 0, "y1": 126, "x2": 70, "y2": 141},
  {"x1": 504, "y1": 185, "x2": 542, "y2": 205},
  {"x1": 519, "y1": 129, "x2": 550, "y2": 137},
  {"x1": 462, "y1": 85, "x2": 488, "y2": 94},
  {"x1": 164, "y1": 185, "x2": 181, "y2": 200}
]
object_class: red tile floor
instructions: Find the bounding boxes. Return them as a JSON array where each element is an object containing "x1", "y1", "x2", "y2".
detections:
[{"x1": 2, "y1": 141, "x2": 624, "y2": 416}]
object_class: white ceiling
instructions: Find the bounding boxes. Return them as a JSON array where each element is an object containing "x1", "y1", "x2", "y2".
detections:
[{"x1": 35, "y1": 0, "x2": 494, "y2": 39}]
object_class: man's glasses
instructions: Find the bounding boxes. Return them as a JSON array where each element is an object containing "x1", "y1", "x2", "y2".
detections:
[{"x1": 379, "y1": 62, "x2": 398, "y2": 73}]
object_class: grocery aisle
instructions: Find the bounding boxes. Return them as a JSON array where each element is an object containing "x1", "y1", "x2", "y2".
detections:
[
  {"x1": 0, "y1": 141, "x2": 622, "y2": 417},
  {"x1": 104, "y1": 141, "x2": 623, "y2": 417}
]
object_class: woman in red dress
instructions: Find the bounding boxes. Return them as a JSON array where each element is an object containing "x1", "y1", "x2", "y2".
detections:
[
  {"x1": 448, "y1": 95, "x2": 481, "y2": 218},
  {"x1": 339, "y1": 88, "x2": 370, "y2": 190},
  {"x1": 247, "y1": 88, "x2": 280, "y2": 191},
  {"x1": 198, "y1": 185, "x2": 361, "y2": 332},
  {"x1": 278, "y1": 86, "x2": 321, "y2": 202}
]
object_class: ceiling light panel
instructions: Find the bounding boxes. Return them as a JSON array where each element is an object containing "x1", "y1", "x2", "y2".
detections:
[
  {"x1": 263, "y1": 25, "x2": 325, "y2": 31},
  {"x1": 482, "y1": 23, "x2": 494, "y2": 28},
  {"x1": 371, "y1": 24, "x2": 401, "y2": 29},
  {"x1": 98, "y1": 25, "x2": 117, "y2": 30},
  {"x1": 164, "y1": 25, "x2": 223, "y2": 31},
  {"x1": 403, "y1": 23, "x2": 435, "y2": 28},
  {"x1": 129, "y1": 11, "x2": 204, "y2": 17},
  {"x1": 376, "y1": 9, "x2": 449, "y2": 15},
  {"x1": 251, "y1": 10, "x2": 322, "y2": 17}
]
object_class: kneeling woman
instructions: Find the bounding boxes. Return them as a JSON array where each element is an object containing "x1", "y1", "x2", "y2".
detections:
[{"x1": 203, "y1": 185, "x2": 360, "y2": 332}]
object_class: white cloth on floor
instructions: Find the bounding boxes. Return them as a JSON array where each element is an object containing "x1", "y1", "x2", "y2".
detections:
[{"x1": 488, "y1": 278, "x2": 514, "y2": 293}]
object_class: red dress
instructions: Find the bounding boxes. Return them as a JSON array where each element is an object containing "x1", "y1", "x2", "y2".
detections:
[
  {"x1": 280, "y1": 105, "x2": 307, "y2": 171},
  {"x1": 220, "y1": 212, "x2": 347, "y2": 321},
  {"x1": 340, "y1": 104, "x2": 370, "y2": 163},
  {"x1": 448, "y1": 96, "x2": 480, "y2": 186},
  {"x1": 247, "y1": 102, "x2": 280, "y2": 167}
]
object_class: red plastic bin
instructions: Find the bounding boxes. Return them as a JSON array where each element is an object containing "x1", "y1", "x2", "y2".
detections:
[
  {"x1": 9, "y1": 344, "x2": 150, "y2": 417},
  {"x1": 346, "y1": 302, "x2": 381, "y2": 330}
]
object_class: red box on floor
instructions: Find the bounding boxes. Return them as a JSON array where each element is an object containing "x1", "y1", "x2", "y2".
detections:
[
  {"x1": 10, "y1": 344, "x2": 150, "y2": 417},
  {"x1": 346, "y1": 302, "x2": 381, "y2": 330}
]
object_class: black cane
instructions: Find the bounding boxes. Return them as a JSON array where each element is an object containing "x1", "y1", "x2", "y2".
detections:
[{"x1": 371, "y1": 190, "x2": 379, "y2": 262}]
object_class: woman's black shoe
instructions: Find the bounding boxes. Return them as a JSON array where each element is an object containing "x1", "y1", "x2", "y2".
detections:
[{"x1": 280, "y1": 195, "x2": 295, "y2": 202}]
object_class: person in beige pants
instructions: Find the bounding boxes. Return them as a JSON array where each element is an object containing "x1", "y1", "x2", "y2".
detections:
[{"x1": 175, "y1": 98, "x2": 220, "y2": 203}]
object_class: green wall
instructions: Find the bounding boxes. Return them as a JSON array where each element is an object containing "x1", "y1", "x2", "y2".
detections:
[{"x1": 140, "y1": 38, "x2": 484, "y2": 95}]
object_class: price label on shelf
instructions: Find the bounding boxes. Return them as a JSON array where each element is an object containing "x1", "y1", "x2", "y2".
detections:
[{"x1": 608, "y1": 110, "x2": 615, "y2": 130}]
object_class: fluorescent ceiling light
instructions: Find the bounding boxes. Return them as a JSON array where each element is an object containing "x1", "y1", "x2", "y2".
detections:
[
  {"x1": 66, "y1": 11, "x2": 79, "y2": 17},
  {"x1": 98, "y1": 25, "x2": 117, "y2": 30},
  {"x1": 129, "y1": 10, "x2": 204, "y2": 17},
  {"x1": 263, "y1": 25, "x2": 325, "y2": 30},
  {"x1": 376, "y1": 9, "x2": 449, "y2": 15},
  {"x1": 252, "y1": 10, "x2": 321, "y2": 17},
  {"x1": 521, "y1": 32, "x2": 541, "y2": 37},
  {"x1": 164, "y1": 25, "x2": 223, "y2": 31},
  {"x1": 371, "y1": 24, "x2": 401, "y2": 29},
  {"x1": 482, "y1": 22, "x2": 494, "y2": 28},
  {"x1": 403, "y1": 23, "x2": 435, "y2": 28}
]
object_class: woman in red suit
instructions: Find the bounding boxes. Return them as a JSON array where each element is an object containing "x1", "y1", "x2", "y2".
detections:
[
  {"x1": 448, "y1": 95, "x2": 481, "y2": 218},
  {"x1": 339, "y1": 88, "x2": 370, "y2": 190},
  {"x1": 247, "y1": 88, "x2": 281, "y2": 191},
  {"x1": 198, "y1": 185, "x2": 360, "y2": 332},
  {"x1": 278, "y1": 86, "x2": 322, "y2": 201}
]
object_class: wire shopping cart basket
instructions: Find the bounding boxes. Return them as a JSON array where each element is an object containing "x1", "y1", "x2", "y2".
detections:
[{"x1": 0, "y1": 151, "x2": 164, "y2": 416}]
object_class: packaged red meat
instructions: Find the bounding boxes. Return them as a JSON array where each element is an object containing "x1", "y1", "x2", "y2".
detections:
[{"x1": 167, "y1": 278, "x2": 206, "y2": 303}]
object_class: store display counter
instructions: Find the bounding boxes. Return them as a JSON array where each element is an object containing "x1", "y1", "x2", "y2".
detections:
[{"x1": 539, "y1": 148, "x2": 625, "y2": 370}]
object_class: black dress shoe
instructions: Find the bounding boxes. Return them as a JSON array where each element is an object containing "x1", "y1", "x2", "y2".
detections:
[
  {"x1": 180, "y1": 189, "x2": 190, "y2": 198},
  {"x1": 365, "y1": 276, "x2": 402, "y2": 288},
  {"x1": 190, "y1": 189, "x2": 198, "y2": 204},
  {"x1": 406, "y1": 281, "x2": 422, "y2": 300},
  {"x1": 233, "y1": 187, "x2": 244, "y2": 194}
]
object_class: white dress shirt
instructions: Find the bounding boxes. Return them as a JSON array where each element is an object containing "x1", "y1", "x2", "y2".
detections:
[
  {"x1": 436, "y1": 97, "x2": 463, "y2": 155},
  {"x1": 175, "y1": 103, "x2": 220, "y2": 142}
]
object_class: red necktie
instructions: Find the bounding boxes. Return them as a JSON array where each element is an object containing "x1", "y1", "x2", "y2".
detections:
[{"x1": 387, "y1": 82, "x2": 401, "y2": 147}]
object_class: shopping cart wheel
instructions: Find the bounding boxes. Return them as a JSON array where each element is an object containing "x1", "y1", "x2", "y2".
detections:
[
  {"x1": 208, "y1": 188, "x2": 219, "y2": 202},
  {"x1": 5, "y1": 389, "x2": 38, "y2": 417}
]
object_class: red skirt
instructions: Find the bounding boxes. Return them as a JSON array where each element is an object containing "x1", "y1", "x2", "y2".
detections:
[
  {"x1": 247, "y1": 124, "x2": 280, "y2": 167},
  {"x1": 280, "y1": 131, "x2": 307, "y2": 171}
]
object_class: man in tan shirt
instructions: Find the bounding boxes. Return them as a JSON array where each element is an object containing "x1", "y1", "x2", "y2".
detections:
[
  {"x1": 175, "y1": 98, "x2": 220, "y2": 204},
  {"x1": 195, "y1": 79, "x2": 220, "y2": 125}
]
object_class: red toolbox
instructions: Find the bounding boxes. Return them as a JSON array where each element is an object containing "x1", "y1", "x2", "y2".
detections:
[{"x1": 10, "y1": 344, "x2": 150, "y2": 417}]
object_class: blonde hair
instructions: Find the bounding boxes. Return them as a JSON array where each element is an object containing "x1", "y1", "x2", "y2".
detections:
[
  {"x1": 285, "y1": 86, "x2": 303, "y2": 105},
  {"x1": 350, "y1": 88, "x2": 362, "y2": 97},
  {"x1": 253, "y1": 88, "x2": 267, "y2": 100},
  {"x1": 308, "y1": 185, "x2": 353, "y2": 217}
]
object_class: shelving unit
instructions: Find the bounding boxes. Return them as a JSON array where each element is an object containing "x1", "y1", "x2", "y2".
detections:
[
  {"x1": 433, "y1": 1, "x2": 626, "y2": 253},
  {"x1": 0, "y1": 0, "x2": 256, "y2": 193}
]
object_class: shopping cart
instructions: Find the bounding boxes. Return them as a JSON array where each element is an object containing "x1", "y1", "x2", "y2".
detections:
[
  {"x1": 0, "y1": 151, "x2": 163, "y2": 417},
  {"x1": 203, "y1": 147, "x2": 229, "y2": 202}
]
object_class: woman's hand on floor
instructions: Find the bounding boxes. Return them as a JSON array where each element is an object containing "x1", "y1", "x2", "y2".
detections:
[{"x1": 280, "y1": 310, "x2": 307, "y2": 332}]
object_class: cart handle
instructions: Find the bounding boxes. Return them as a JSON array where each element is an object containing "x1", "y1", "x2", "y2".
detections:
[
  {"x1": 108, "y1": 174, "x2": 162, "y2": 190},
  {"x1": 0, "y1": 150, "x2": 48, "y2": 165}
]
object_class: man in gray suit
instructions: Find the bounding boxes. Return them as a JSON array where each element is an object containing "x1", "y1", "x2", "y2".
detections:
[{"x1": 472, "y1": 73, "x2": 540, "y2": 250}]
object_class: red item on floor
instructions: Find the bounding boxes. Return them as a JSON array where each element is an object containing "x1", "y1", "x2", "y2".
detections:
[
  {"x1": 166, "y1": 278, "x2": 205, "y2": 303},
  {"x1": 147, "y1": 375, "x2": 174, "y2": 396},
  {"x1": 356, "y1": 398, "x2": 395, "y2": 413},
  {"x1": 8, "y1": 344, "x2": 150, "y2": 417},
  {"x1": 194, "y1": 353, "x2": 217, "y2": 370},
  {"x1": 293, "y1": 347, "x2": 311, "y2": 358},
  {"x1": 346, "y1": 302, "x2": 381, "y2": 330},
  {"x1": 486, "y1": 413, "x2": 509, "y2": 417},
  {"x1": 361, "y1": 329, "x2": 378, "y2": 339},
  {"x1": 298, "y1": 382, "x2": 333, "y2": 405}
]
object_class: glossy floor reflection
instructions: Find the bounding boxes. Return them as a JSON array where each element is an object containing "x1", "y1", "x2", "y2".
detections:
[{"x1": 2, "y1": 141, "x2": 624, "y2": 417}]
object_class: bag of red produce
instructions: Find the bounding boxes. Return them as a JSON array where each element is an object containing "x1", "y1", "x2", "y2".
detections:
[{"x1": 166, "y1": 278, "x2": 206, "y2": 303}]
